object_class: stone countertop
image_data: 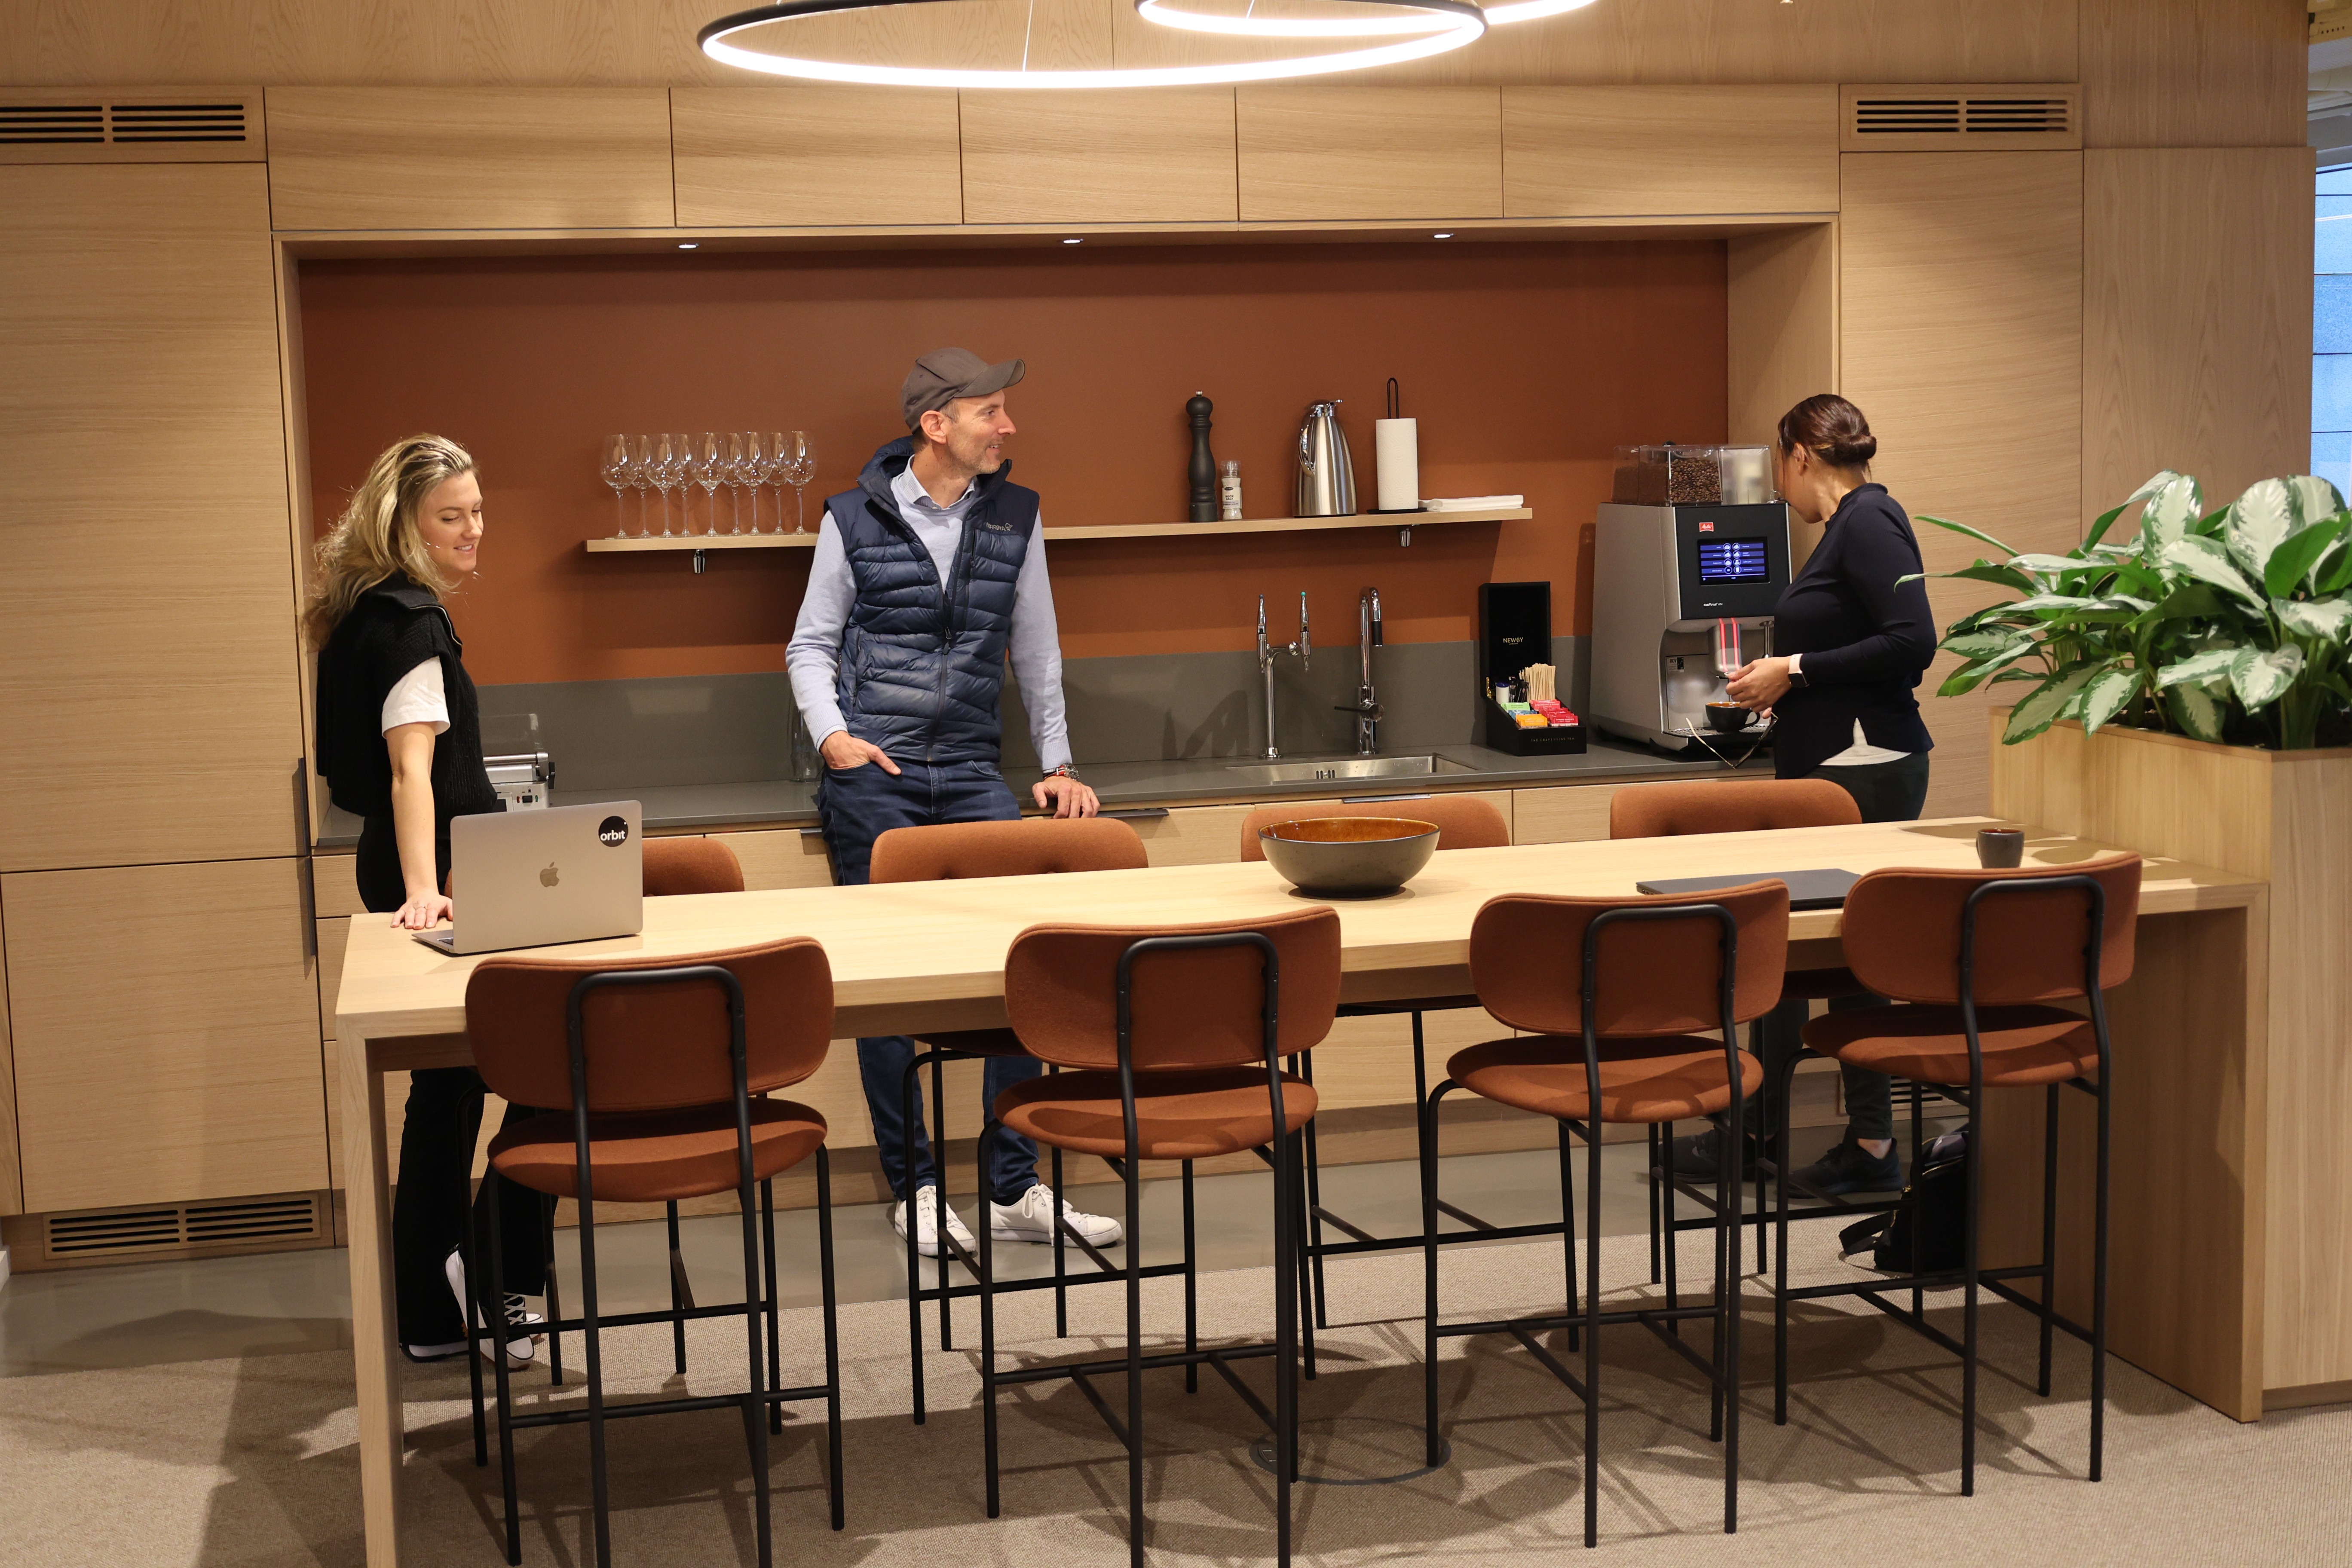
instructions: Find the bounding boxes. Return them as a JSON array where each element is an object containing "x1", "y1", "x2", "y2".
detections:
[{"x1": 318, "y1": 736, "x2": 1768, "y2": 846}]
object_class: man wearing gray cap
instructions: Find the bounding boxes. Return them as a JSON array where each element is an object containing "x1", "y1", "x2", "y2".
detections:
[{"x1": 786, "y1": 346, "x2": 1119, "y2": 1259}]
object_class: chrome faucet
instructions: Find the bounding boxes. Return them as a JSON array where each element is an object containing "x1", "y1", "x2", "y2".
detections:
[
  {"x1": 1256, "y1": 591, "x2": 1310, "y2": 760},
  {"x1": 1337, "y1": 586, "x2": 1383, "y2": 754}
]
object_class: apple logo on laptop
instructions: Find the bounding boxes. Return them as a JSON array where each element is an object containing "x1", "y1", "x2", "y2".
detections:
[{"x1": 540, "y1": 863, "x2": 560, "y2": 888}]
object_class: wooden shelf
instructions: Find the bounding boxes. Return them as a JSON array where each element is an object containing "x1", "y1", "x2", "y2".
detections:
[{"x1": 582, "y1": 507, "x2": 1530, "y2": 554}]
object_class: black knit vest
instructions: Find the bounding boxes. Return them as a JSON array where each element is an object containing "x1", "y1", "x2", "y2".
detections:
[{"x1": 315, "y1": 577, "x2": 499, "y2": 829}]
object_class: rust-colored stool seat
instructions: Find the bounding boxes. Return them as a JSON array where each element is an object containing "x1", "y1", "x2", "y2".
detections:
[
  {"x1": 996, "y1": 1066, "x2": 1317, "y2": 1160},
  {"x1": 1448, "y1": 1038, "x2": 1766, "y2": 1125},
  {"x1": 1804, "y1": 1004, "x2": 2098, "y2": 1089},
  {"x1": 490, "y1": 1100, "x2": 829, "y2": 1204}
]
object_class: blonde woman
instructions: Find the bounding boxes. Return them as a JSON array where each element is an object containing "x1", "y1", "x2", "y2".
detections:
[{"x1": 310, "y1": 433, "x2": 543, "y2": 1366}]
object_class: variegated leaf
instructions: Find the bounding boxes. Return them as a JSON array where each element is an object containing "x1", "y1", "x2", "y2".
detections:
[
  {"x1": 2156, "y1": 647, "x2": 2241, "y2": 688},
  {"x1": 2138, "y1": 473, "x2": 2205, "y2": 553},
  {"x1": 2286, "y1": 474, "x2": 2346, "y2": 527},
  {"x1": 2002, "y1": 663, "x2": 2101, "y2": 744},
  {"x1": 2273, "y1": 596, "x2": 2352, "y2": 642},
  {"x1": 1942, "y1": 628, "x2": 2036, "y2": 660},
  {"x1": 2006, "y1": 552, "x2": 2098, "y2": 576},
  {"x1": 2167, "y1": 680, "x2": 2227, "y2": 742},
  {"x1": 2162, "y1": 536, "x2": 2264, "y2": 608},
  {"x1": 2225, "y1": 478, "x2": 2299, "y2": 580},
  {"x1": 2228, "y1": 644, "x2": 2304, "y2": 710},
  {"x1": 2079, "y1": 663, "x2": 2141, "y2": 735}
]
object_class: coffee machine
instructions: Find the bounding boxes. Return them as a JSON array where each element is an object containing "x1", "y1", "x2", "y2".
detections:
[{"x1": 1590, "y1": 469, "x2": 1793, "y2": 753}]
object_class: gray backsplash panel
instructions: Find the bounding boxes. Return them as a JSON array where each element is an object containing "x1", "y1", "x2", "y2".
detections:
[{"x1": 481, "y1": 637, "x2": 1587, "y2": 788}]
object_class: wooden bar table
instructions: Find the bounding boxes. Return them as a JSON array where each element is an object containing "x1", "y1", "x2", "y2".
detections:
[{"x1": 333, "y1": 818, "x2": 2266, "y2": 1565}]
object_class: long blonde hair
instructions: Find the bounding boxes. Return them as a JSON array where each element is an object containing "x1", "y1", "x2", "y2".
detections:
[{"x1": 305, "y1": 433, "x2": 477, "y2": 646}]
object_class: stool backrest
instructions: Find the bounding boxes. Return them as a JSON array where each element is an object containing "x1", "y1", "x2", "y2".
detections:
[
  {"x1": 870, "y1": 816, "x2": 1148, "y2": 883},
  {"x1": 1840, "y1": 853, "x2": 2142, "y2": 1005},
  {"x1": 1609, "y1": 779, "x2": 1861, "y2": 839},
  {"x1": 1239, "y1": 794, "x2": 1507, "y2": 861},
  {"x1": 467, "y1": 937, "x2": 833, "y2": 1112},
  {"x1": 1470, "y1": 882, "x2": 1789, "y2": 1037},
  {"x1": 1004, "y1": 906, "x2": 1341, "y2": 1071},
  {"x1": 642, "y1": 835, "x2": 746, "y2": 896}
]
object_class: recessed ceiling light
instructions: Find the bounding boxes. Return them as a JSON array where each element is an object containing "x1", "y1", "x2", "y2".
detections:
[
  {"x1": 1433, "y1": 232, "x2": 1454, "y2": 239},
  {"x1": 678, "y1": 242, "x2": 699, "y2": 250},
  {"x1": 1063, "y1": 237, "x2": 1083, "y2": 245}
]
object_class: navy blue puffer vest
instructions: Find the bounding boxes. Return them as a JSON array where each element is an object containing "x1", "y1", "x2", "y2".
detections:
[{"x1": 824, "y1": 436, "x2": 1039, "y2": 764}]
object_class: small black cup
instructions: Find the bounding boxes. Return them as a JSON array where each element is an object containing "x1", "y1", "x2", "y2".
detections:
[{"x1": 1976, "y1": 828, "x2": 2025, "y2": 869}]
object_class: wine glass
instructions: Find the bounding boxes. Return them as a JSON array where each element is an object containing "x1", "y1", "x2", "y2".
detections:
[
  {"x1": 629, "y1": 436, "x2": 655, "y2": 537},
  {"x1": 650, "y1": 434, "x2": 679, "y2": 537},
  {"x1": 600, "y1": 435, "x2": 633, "y2": 539},
  {"x1": 741, "y1": 432, "x2": 769, "y2": 533},
  {"x1": 777, "y1": 431, "x2": 816, "y2": 535},
  {"x1": 760, "y1": 432, "x2": 789, "y2": 534},
  {"x1": 694, "y1": 432, "x2": 724, "y2": 537},
  {"x1": 726, "y1": 432, "x2": 749, "y2": 536}
]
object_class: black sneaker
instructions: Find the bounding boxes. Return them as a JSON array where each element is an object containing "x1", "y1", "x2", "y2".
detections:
[
  {"x1": 1669, "y1": 1126, "x2": 1762, "y2": 1181},
  {"x1": 1791, "y1": 1138, "x2": 1901, "y2": 1196}
]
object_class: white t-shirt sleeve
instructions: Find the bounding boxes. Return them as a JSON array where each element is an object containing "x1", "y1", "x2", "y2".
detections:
[{"x1": 380, "y1": 658, "x2": 450, "y2": 735}]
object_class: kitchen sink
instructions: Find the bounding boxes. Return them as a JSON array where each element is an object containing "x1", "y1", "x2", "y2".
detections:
[{"x1": 1223, "y1": 754, "x2": 1477, "y2": 787}]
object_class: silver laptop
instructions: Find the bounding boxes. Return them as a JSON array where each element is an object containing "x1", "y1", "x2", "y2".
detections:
[{"x1": 413, "y1": 802, "x2": 645, "y2": 956}]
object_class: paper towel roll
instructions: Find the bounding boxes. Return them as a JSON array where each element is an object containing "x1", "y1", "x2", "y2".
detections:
[{"x1": 1375, "y1": 418, "x2": 1419, "y2": 512}]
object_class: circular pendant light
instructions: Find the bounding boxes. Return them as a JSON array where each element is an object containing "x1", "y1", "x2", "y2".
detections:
[
  {"x1": 1135, "y1": 0, "x2": 1598, "y2": 37},
  {"x1": 698, "y1": 0, "x2": 1488, "y2": 89}
]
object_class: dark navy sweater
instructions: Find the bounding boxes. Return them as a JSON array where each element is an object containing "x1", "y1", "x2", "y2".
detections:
[{"x1": 1770, "y1": 484, "x2": 1939, "y2": 777}]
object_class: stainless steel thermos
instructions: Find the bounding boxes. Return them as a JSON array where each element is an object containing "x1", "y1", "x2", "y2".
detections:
[{"x1": 1295, "y1": 400, "x2": 1357, "y2": 517}]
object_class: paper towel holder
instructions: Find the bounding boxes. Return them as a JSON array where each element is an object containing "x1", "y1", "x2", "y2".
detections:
[{"x1": 1368, "y1": 375, "x2": 1425, "y2": 518}]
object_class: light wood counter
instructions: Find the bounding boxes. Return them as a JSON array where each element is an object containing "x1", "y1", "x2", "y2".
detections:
[{"x1": 334, "y1": 818, "x2": 2266, "y2": 1566}]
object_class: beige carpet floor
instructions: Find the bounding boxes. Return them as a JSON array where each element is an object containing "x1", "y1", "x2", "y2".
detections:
[{"x1": 2, "y1": 1226, "x2": 2346, "y2": 1567}]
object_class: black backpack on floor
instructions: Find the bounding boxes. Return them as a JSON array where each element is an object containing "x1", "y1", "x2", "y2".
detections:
[{"x1": 1838, "y1": 1127, "x2": 1969, "y2": 1274}]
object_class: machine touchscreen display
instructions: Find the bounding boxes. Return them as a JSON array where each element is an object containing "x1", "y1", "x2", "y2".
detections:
[{"x1": 1695, "y1": 537, "x2": 1770, "y2": 583}]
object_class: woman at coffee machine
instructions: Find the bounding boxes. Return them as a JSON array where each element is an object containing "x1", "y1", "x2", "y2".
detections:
[
  {"x1": 309, "y1": 433, "x2": 546, "y2": 1367},
  {"x1": 1672, "y1": 393, "x2": 1938, "y2": 1196}
]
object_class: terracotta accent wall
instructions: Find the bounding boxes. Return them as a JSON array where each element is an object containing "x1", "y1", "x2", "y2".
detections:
[{"x1": 300, "y1": 242, "x2": 1727, "y2": 686}]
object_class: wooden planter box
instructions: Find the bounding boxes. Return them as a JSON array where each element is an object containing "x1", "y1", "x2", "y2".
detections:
[{"x1": 1990, "y1": 715, "x2": 2352, "y2": 1416}]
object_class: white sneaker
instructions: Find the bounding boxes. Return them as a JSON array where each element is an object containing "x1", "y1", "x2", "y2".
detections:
[
  {"x1": 989, "y1": 1183, "x2": 1124, "y2": 1248},
  {"x1": 892, "y1": 1185, "x2": 977, "y2": 1259},
  {"x1": 445, "y1": 1247, "x2": 542, "y2": 1367}
]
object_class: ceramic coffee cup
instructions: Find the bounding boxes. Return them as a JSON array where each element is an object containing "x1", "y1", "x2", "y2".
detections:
[{"x1": 1976, "y1": 827, "x2": 2025, "y2": 869}]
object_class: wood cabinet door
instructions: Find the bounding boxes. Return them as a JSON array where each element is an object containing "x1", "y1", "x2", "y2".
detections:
[
  {"x1": 4, "y1": 858, "x2": 327, "y2": 1212},
  {"x1": 0, "y1": 164, "x2": 302, "y2": 873},
  {"x1": 1237, "y1": 86, "x2": 1501, "y2": 222},
  {"x1": 266, "y1": 88, "x2": 675, "y2": 230},
  {"x1": 1503, "y1": 86, "x2": 1838, "y2": 218},
  {"x1": 1841, "y1": 151, "x2": 2082, "y2": 818},
  {"x1": 672, "y1": 87, "x2": 962, "y2": 228},
  {"x1": 959, "y1": 89, "x2": 1238, "y2": 225}
]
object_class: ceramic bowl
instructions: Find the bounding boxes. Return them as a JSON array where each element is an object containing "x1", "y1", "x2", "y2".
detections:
[
  {"x1": 1705, "y1": 701, "x2": 1756, "y2": 733},
  {"x1": 1257, "y1": 817, "x2": 1439, "y2": 897}
]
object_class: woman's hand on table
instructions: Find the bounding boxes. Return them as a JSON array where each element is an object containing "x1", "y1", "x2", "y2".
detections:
[
  {"x1": 1033, "y1": 774, "x2": 1100, "y2": 818},
  {"x1": 392, "y1": 892, "x2": 454, "y2": 930},
  {"x1": 1726, "y1": 656, "x2": 1794, "y2": 710}
]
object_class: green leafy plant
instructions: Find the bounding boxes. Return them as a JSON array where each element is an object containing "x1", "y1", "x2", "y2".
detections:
[{"x1": 1911, "y1": 472, "x2": 2352, "y2": 750}]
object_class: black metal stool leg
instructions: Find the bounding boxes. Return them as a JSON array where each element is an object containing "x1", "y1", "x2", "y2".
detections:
[
  {"x1": 1300, "y1": 1047, "x2": 1330, "y2": 1331},
  {"x1": 544, "y1": 1210, "x2": 564, "y2": 1387},
  {"x1": 1647, "y1": 1123, "x2": 1663, "y2": 1286},
  {"x1": 978, "y1": 1121, "x2": 1003, "y2": 1519},
  {"x1": 763, "y1": 1177, "x2": 783, "y2": 1435},
  {"x1": 1773, "y1": 1051, "x2": 1799, "y2": 1427},
  {"x1": 488, "y1": 1172, "x2": 523, "y2": 1566},
  {"x1": 2091, "y1": 1070, "x2": 2112, "y2": 1482},
  {"x1": 461, "y1": 1225, "x2": 487, "y2": 1468},
  {"x1": 1275, "y1": 1122, "x2": 1299, "y2": 1565},
  {"x1": 1662, "y1": 1118, "x2": 1682, "y2": 1336},
  {"x1": 1558, "y1": 1117, "x2": 1581, "y2": 1352},
  {"x1": 933, "y1": 1052, "x2": 954, "y2": 1352},
  {"x1": 1125, "y1": 1134, "x2": 1147, "y2": 1568},
  {"x1": 578, "y1": 1178, "x2": 612, "y2": 1568},
  {"x1": 1583, "y1": 1116, "x2": 1603, "y2": 1550},
  {"x1": 1182, "y1": 1158, "x2": 1199, "y2": 1393},
  {"x1": 817, "y1": 1151, "x2": 845, "y2": 1529},
  {"x1": 1421, "y1": 1085, "x2": 1446, "y2": 1467},
  {"x1": 1960, "y1": 1083, "x2": 1983, "y2": 1498},
  {"x1": 2038, "y1": 1082, "x2": 2060, "y2": 1397},
  {"x1": 667, "y1": 1199, "x2": 688, "y2": 1376},
  {"x1": 898, "y1": 1052, "x2": 928, "y2": 1425},
  {"x1": 734, "y1": 1148, "x2": 772, "y2": 1568},
  {"x1": 1052, "y1": 1140, "x2": 1069, "y2": 1338}
]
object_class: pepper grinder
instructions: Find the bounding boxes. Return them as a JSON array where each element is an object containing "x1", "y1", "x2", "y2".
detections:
[{"x1": 1186, "y1": 392, "x2": 1217, "y2": 522}]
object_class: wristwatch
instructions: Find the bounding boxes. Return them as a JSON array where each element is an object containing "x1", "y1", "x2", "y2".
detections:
[
  {"x1": 1785, "y1": 654, "x2": 1809, "y2": 689},
  {"x1": 1043, "y1": 763, "x2": 1082, "y2": 781}
]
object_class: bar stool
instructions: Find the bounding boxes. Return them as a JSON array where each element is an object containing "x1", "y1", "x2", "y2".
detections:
[
  {"x1": 1423, "y1": 879, "x2": 1788, "y2": 1548},
  {"x1": 462, "y1": 937, "x2": 844, "y2": 1567},
  {"x1": 867, "y1": 816, "x2": 1150, "y2": 1422},
  {"x1": 1238, "y1": 794, "x2": 1511, "y2": 1328},
  {"x1": 975, "y1": 906, "x2": 1341, "y2": 1568},
  {"x1": 1770, "y1": 853, "x2": 2140, "y2": 1494},
  {"x1": 1607, "y1": 779, "x2": 1865, "y2": 1277}
]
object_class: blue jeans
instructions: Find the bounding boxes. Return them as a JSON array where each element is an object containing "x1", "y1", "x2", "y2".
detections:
[{"x1": 817, "y1": 756, "x2": 1044, "y2": 1204}]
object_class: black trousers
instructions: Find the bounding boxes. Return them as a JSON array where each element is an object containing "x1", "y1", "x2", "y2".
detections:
[
  {"x1": 1747, "y1": 751, "x2": 1933, "y2": 1145},
  {"x1": 358, "y1": 814, "x2": 553, "y2": 1348}
]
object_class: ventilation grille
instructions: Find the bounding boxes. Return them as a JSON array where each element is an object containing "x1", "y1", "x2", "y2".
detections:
[
  {"x1": 39, "y1": 1193, "x2": 325, "y2": 1264},
  {"x1": 0, "y1": 89, "x2": 262, "y2": 163},
  {"x1": 1842, "y1": 85, "x2": 2081, "y2": 151}
]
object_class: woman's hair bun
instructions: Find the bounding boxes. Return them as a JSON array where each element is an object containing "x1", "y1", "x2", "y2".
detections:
[{"x1": 1776, "y1": 394, "x2": 1875, "y2": 470}]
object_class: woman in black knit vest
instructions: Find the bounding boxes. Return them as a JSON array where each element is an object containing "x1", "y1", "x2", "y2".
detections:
[
  {"x1": 1675, "y1": 395, "x2": 1939, "y2": 1198},
  {"x1": 309, "y1": 434, "x2": 546, "y2": 1366}
]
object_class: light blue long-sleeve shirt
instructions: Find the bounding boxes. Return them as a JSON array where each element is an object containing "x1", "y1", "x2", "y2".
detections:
[{"x1": 785, "y1": 463, "x2": 1073, "y2": 771}]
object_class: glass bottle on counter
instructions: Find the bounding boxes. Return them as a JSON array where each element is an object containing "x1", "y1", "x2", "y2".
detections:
[{"x1": 1219, "y1": 459, "x2": 1244, "y2": 521}]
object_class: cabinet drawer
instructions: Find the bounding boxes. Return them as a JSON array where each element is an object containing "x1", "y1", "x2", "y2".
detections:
[
  {"x1": 721, "y1": 828, "x2": 838, "y2": 891},
  {"x1": 1513, "y1": 784, "x2": 1629, "y2": 845},
  {"x1": 313, "y1": 853, "x2": 363, "y2": 918}
]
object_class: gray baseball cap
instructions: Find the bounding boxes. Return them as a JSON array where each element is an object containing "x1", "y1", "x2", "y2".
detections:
[{"x1": 901, "y1": 347, "x2": 1026, "y2": 428}]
